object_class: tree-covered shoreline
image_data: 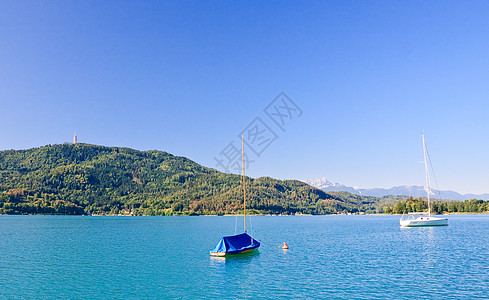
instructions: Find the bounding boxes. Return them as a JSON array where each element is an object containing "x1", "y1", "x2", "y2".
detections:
[
  {"x1": 2, "y1": 144, "x2": 486, "y2": 216},
  {"x1": 384, "y1": 197, "x2": 489, "y2": 214},
  {"x1": 1, "y1": 143, "x2": 387, "y2": 216}
]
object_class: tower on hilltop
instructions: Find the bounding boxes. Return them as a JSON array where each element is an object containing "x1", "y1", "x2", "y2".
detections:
[{"x1": 74, "y1": 132, "x2": 77, "y2": 144}]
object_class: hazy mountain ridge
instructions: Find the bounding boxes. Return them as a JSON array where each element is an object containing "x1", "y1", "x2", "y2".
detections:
[{"x1": 303, "y1": 178, "x2": 489, "y2": 201}]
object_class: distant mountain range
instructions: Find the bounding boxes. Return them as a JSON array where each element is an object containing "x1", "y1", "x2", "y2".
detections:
[{"x1": 303, "y1": 178, "x2": 489, "y2": 201}]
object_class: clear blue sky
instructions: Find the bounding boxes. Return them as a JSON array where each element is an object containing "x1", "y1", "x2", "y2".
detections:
[{"x1": 1, "y1": 1, "x2": 489, "y2": 194}]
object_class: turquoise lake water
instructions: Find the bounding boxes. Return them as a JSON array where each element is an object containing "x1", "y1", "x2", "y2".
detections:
[{"x1": 1, "y1": 214, "x2": 489, "y2": 299}]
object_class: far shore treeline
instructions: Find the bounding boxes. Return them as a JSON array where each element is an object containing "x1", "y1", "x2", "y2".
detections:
[
  {"x1": 384, "y1": 197, "x2": 489, "y2": 214},
  {"x1": 0, "y1": 144, "x2": 383, "y2": 216},
  {"x1": 0, "y1": 144, "x2": 487, "y2": 216}
]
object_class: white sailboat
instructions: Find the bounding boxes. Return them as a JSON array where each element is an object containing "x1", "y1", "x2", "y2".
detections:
[{"x1": 400, "y1": 133, "x2": 448, "y2": 227}]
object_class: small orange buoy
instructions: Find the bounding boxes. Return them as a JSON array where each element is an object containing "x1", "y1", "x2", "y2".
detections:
[{"x1": 282, "y1": 242, "x2": 289, "y2": 249}]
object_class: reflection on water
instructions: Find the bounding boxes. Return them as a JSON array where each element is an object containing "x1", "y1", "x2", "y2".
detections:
[
  {"x1": 209, "y1": 256, "x2": 226, "y2": 264},
  {"x1": 209, "y1": 250, "x2": 260, "y2": 264}
]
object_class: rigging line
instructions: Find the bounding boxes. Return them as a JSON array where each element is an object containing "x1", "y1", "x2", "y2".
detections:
[
  {"x1": 249, "y1": 213, "x2": 252, "y2": 235},
  {"x1": 235, "y1": 213, "x2": 238, "y2": 235},
  {"x1": 425, "y1": 143, "x2": 443, "y2": 201}
]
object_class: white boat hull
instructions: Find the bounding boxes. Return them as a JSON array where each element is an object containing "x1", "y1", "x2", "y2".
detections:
[{"x1": 400, "y1": 216, "x2": 448, "y2": 227}]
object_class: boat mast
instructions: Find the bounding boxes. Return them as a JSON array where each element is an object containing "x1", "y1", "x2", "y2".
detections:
[
  {"x1": 422, "y1": 133, "x2": 431, "y2": 217},
  {"x1": 242, "y1": 134, "x2": 247, "y2": 232}
]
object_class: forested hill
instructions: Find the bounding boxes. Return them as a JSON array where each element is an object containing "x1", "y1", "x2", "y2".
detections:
[{"x1": 0, "y1": 143, "x2": 381, "y2": 215}]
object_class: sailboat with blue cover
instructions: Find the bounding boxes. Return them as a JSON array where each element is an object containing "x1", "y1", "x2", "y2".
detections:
[{"x1": 210, "y1": 135, "x2": 260, "y2": 256}]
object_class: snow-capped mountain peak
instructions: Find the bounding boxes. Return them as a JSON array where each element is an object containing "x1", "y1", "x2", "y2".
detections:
[
  {"x1": 302, "y1": 178, "x2": 489, "y2": 201},
  {"x1": 302, "y1": 178, "x2": 344, "y2": 189}
]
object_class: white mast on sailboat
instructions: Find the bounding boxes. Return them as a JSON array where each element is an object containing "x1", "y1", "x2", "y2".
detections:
[{"x1": 422, "y1": 132, "x2": 431, "y2": 218}]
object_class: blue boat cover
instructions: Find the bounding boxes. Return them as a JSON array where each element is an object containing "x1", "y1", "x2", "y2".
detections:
[{"x1": 211, "y1": 233, "x2": 260, "y2": 254}]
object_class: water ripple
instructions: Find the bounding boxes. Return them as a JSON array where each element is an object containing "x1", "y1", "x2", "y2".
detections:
[{"x1": 1, "y1": 215, "x2": 489, "y2": 299}]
